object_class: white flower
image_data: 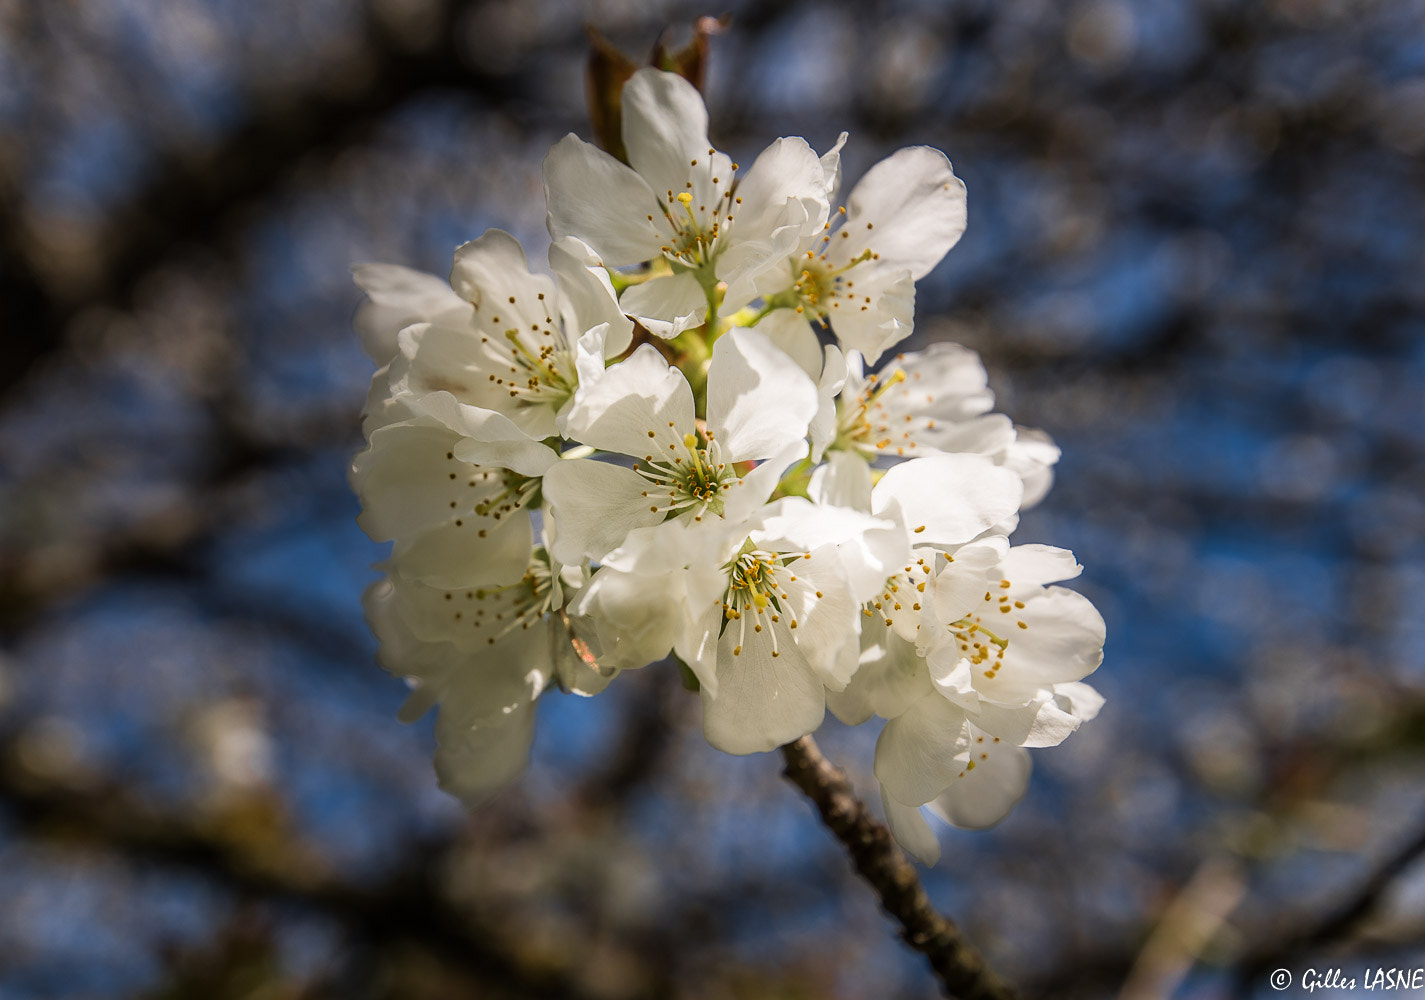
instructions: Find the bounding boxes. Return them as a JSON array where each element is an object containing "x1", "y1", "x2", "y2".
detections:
[
  {"x1": 573, "y1": 495, "x2": 903, "y2": 754},
  {"x1": 797, "y1": 457, "x2": 1098, "y2": 860},
  {"x1": 363, "y1": 546, "x2": 613, "y2": 806},
  {"x1": 747, "y1": 143, "x2": 968, "y2": 366},
  {"x1": 922, "y1": 540, "x2": 1105, "y2": 713},
  {"x1": 363, "y1": 231, "x2": 632, "y2": 442},
  {"x1": 813, "y1": 452, "x2": 1025, "y2": 727},
  {"x1": 810, "y1": 344, "x2": 1060, "y2": 506},
  {"x1": 350, "y1": 72, "x2": 1106, "y2": 836},
  {"x1": 543, "y1": 326, "x2": 818, "y2": 563},
  {"x1": 543, "y1": 68, "x2": 831, "y2": 337},
  {"x1": 681, "y1": 497, "x2": 905, "y2": 755},
  {"x1": 411, "y1": 232, "x2": 630, "y2": 434},
  {"x1": 864, "y1": 539, "x2": 1104, "y2": 859},
  {"x1": 350, "y1": 391, "x2": 557, "y2": 588},
  {"x1": 570, "y1": 516, "x2": 729, "y2": 671},
  {"x1": 879, "y1": 728, "x2": 1033, "y2": 865}
]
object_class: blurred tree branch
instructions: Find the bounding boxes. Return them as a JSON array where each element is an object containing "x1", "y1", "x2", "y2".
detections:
[
  {"x1": 0, "y1": 733, "x2": 667, "y2": 1000},
  {"x1": 1234, "y1": 812, "x2": 1425, "y2": 993},
  {"x1": 0, "y1": 0, "x2": 526, "y2": 396},
  {"x1": 780, "y1": 735, "x2": 1020, "y2": 1000}
]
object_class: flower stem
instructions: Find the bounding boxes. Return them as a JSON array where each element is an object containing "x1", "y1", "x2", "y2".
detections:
[{"x1": 778, "y1": 735, "x2": 1021, "y2": 1000}]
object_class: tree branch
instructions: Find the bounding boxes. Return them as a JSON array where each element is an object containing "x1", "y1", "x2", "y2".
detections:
[
  {"x1": 0, "y1": 737, "x2": 664, "y2": 1000},
  {"x1": 779, "y1": 735, "x2": 1020, "y2": 1000},
  {"x1": 1235, "y1": 812, "x2": 1425, "y2": 989},
  {"x1": 0, "y1": 0, "x2": 524, "y2": 395}
]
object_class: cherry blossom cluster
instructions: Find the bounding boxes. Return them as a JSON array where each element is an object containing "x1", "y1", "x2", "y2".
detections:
[{"x1": 351, "y1": 69, "x2": 1105, "y2": 862}]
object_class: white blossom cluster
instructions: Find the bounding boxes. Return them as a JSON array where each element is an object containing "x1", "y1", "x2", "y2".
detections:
[{"x1": 352, "y1": 69, "x2": 1105, "y2": 863}]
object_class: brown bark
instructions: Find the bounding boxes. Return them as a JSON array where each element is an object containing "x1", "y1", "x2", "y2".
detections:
[{"x1": 780, "y1": 735, "x2": 1020, "y2": 1000}]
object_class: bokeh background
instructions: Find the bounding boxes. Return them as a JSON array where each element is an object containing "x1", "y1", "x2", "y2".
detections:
[{"x1": 2, "y1": 0, "x2": 1424, "y2": 997}]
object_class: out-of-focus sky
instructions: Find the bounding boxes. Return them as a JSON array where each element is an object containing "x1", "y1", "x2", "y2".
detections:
[{"x1": 1, "y1": 1, "x2": 1423, "y2": 997}]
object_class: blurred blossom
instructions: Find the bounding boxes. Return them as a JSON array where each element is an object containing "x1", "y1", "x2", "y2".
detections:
[
  {"x1": 1066, "y1": 0, "x2": 1136, "y2": 71},
  {"x1": 186, "y1": 698, "x2": 275, "y2": 793},
  {"x1": 869, "y1": 19, "x2": 945, "y2": 114},
  {"x1": 1377, "y1": 77, "x2": 1425, "y2": 155},
  {"x1": 16, "y1": 716, "x2": 93, "y2": 785},
  {"x1": 1256, "y1": 434, "x2": 1339, "y2": 502}
]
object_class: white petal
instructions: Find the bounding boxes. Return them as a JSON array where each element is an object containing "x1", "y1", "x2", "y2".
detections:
[
  {"x1": 352, "y1": 262, "x2": 471, "y2": 364},
  {"x1": 600, "y1": 515, "x2": 738, "y2": 580},
  {"x1": 834, "y1": 617, "x2": 934, "y2": 723},
  {"x1": 965, "y1": 697, "x2": 1079, "y2": 748},
  {"x1": 353, "y1": 420, "x2": 465, "y2": 542},
  {"x1": 974, "y1": 587, "x2": 1106, "y2": 704},
  {"x1": 832, "y1": 146, "x2": 968, "y2": 280},
  {"x1": 756, "y1": 308, "x2": 824, "y2": 380},
  {"x1": 781, "y1": 564, "x2": 862, "y2": 689},
  {"x1": 387, "y1": 323, "x2": 558, "y2": 441},
  {"x1": 717, "y1": 207, "x2": 813, "y2": 312},
  {"x1": 387, "y1": 322, "x2": 492, "y2": 407},
  {"x1": 1055, "y1": 681, "x2": 1105, "y2": 722},
  {"x1": 362, "y1": 359, "x2": 415, "y2": 436},
  {"x1": 706, "y1": 327, "x2": 818, "y2": 462},
  {"x1": 549, "y1": 236, "x2": 633, "y2": 357},
  {"x1": 730, "y1": 136, "x2": 830, "y2": 243},
  {"x1": 415, "y1": 393, "x2": 557, "y2": 478},
  {"x1": 674, "y1": 602, "x2": 725, "y2": 696},
  {"x1": 926, "y1": 740, "x2": 1031, "y2": 830},
  {"x1": 825, "y1": 268, "x2": 915, "y2": 364},
  {"x1": 431, "y1": 623, "x2": 551, "y2": 729},
  {"x1": 621, "y1": 68, "x2": 713, "y2": 204},
  {"x1": 364, "y1": 578, "x2": 463, "y2": 721},
  {"x1": 388, "y1": 324, "x2": 563, "y2": 442},
  {"x1": 352, "y1": 416, "x2": 541, "y2": 544},
  {"x1": 722, "y1": 442, "x2": 808, "y2": 525},
  {"x1": 449, "y1": 230, "x2": 557, "y2": 329},
  {"x1": 396, "y1": 507, "x2": 533, "y2": 590},
  {"x1": 543, "y1": 458, "x2": 662, "y2": 563},
  {"x1": 433, "y1": 701, "x2": 536, "y2": 807},
  {"x1": 891, "y1": 343, "x2": 995, "y2": 421},
  {"x1": 562, "y1": 343, "x2": 696, "y2": 457},
  {"x1": 808, "y1": 344, "x2": 848, "y2": 460},
  {"x1": 872, "y1": 455, "x2": 1023, "y2": 548},
  {"x1": 572, "y1": 565, "x2": 683, "y2": 670},
  {"x1": 927, "y1": 657, "x2": 981, "y2": 711},
  {"x1": 1004, "y1": 426, "x2": 1061, "y2": 509},
  {"x1": 544, "y1": 134, "x2": 664, "y2": 265},
  {"x1": 826, "y1": 683, "x2": 876, "y2": 726},
  {"x1": 915, "y1": 413, "x2": 1016, "y2": 457},
  {"x1": 754, "y1": 497, "x2": 905, "y2": 600},
  {"x1": 571, "y1": 324, "x2": 610, "y2": 399},
  {"x1": 701, "y1": 621, "x2": 826, "y2": 754},
  {"x1": 881, "y1": 787, "x2": 941, "y2": 865},
  {"x1": 820, "y1": 131, "x2": 849, "y2": 200},
  {"x1": 618, "y1": 271, "x2": 707, "y2": 337},
  {"x1": 1001, "y1": 544, "x2": 1083, "y2": 587},
  {"x1": 807, "y1": 450, "x2": 872, "y2": 511},
  {"x1": 874, "y1": 694, "x2": 970, "y2": 806}
]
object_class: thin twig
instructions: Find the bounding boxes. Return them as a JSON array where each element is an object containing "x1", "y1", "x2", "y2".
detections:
[
  {"x1": 779, "y1": 735, "x2": 1020, "y2": 1000},
  {"x1": 1235, "y1": 812, "x2": 1425, "y2": 990},
  {"x1": 1117, "y1": 856, "x2": 1246, "y2": 1000}
]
